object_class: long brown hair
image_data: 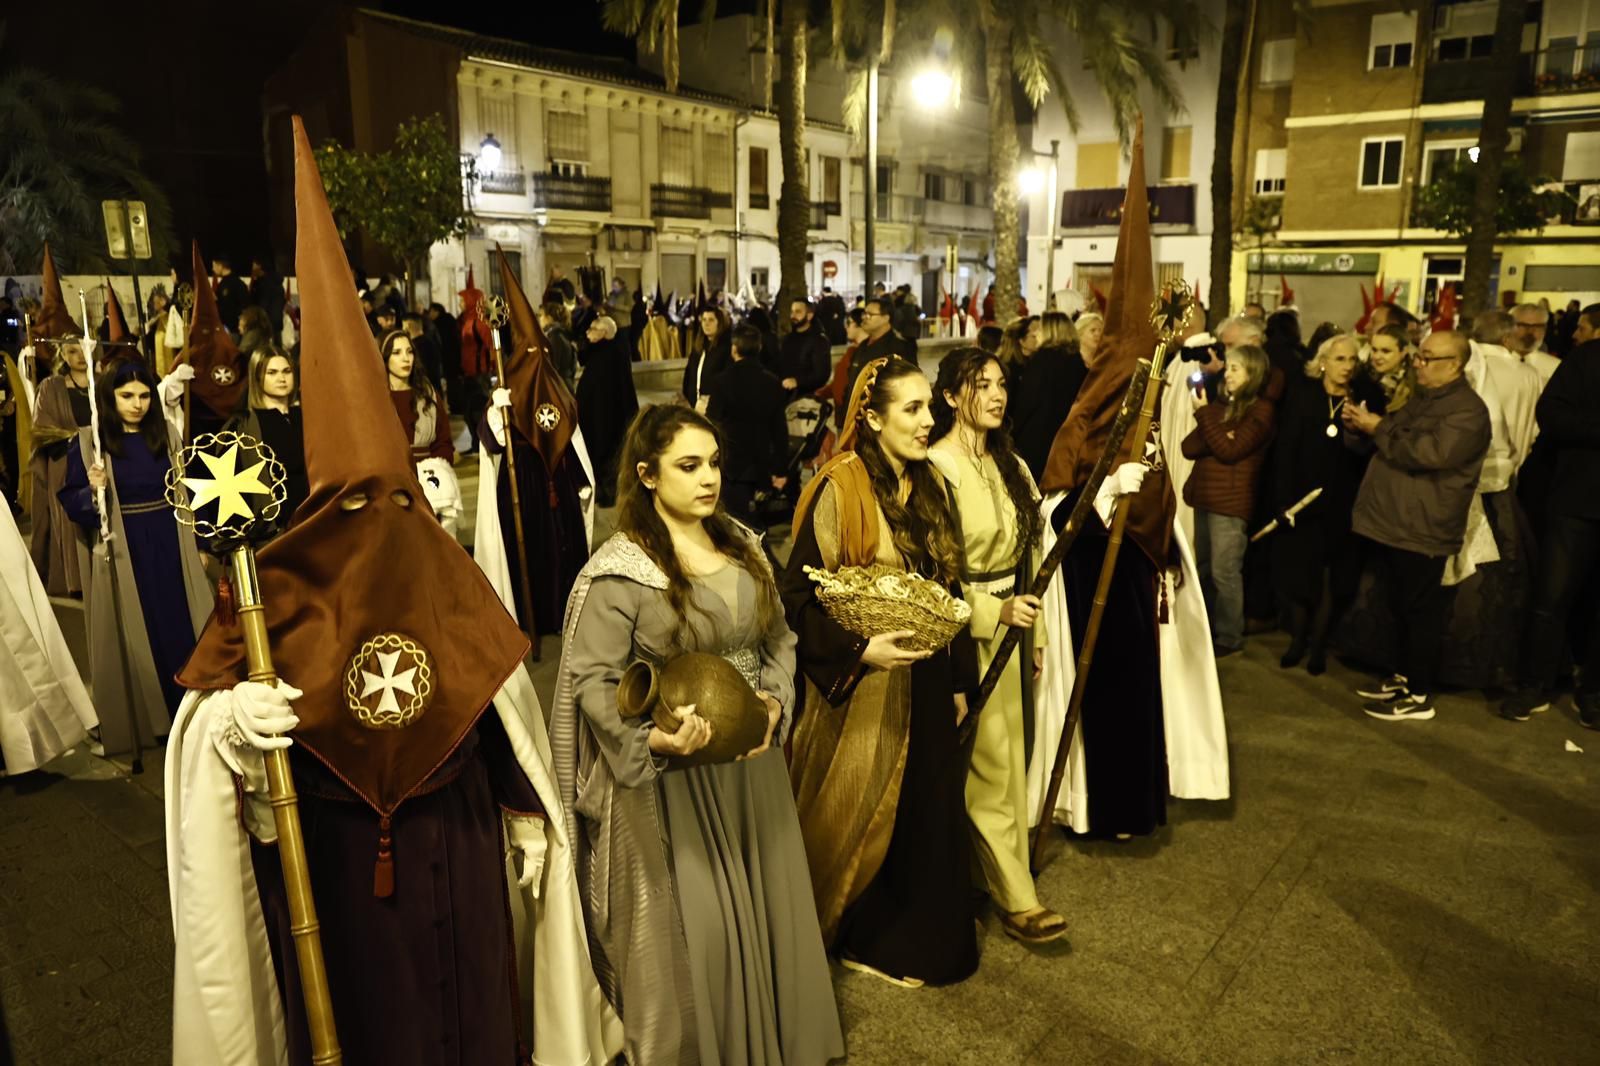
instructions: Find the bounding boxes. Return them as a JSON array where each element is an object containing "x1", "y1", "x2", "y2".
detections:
[
  {"x1": 96, "y1": 359, "x2": 168, "y2": 458},
  {"x1": 379, "y1": 329, "x2": 436, "y2": 410},
  {"x1": 929, "y1": 347, "x2": 1042, "y2": 552},
  {"x1": 1222, "y1": 343, "x2": 1269, "y2": 424},
  {"x1": 852, "y1": 358, "x2": 963, "y2": 581},
  {"x1": 614, "y1": 404, "x2": 782, "y2": 644}
]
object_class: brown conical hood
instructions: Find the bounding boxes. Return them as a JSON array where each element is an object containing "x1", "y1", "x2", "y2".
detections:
[
  {"x1": 179, "y1": 117, "x2": 530, "y2": 839},
  {"x1": 177, "y1": 240, "x2": 245, "y2": 417},
  {"x1": 496, "y1": 246, "x2": 576, "y2": 476},
  {"x1": 1040, "y1": 117, "x2": 1173, "y2": 565},
  {"x1": 34, "y1": 243, "x2": 80, "y2": 340},
  {"x1": 102, "y1": 279, "x2": 140, "y2": 354}
]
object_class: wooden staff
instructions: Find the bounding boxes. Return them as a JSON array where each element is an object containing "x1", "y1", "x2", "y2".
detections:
[
  {"x1": 229, "y1": 543, "x2": 342, "y2": 1064},
  {"x1": 1029, "y1": 316, "x2": 1187, "y2": 871},
  {"x1": 483, "y1": 307, "x2": 541, "y2": 661}
]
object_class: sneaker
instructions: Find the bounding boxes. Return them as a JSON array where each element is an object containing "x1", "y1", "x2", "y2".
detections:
[
  {"x1": 1498, "y1": 689, "x2": 1552, "y2": 722},
  {"x1": 1356, "y1": 674, "x2": 1409, "y2": 702},
  {"x1": 1579, "y1": 704, "x2": 1599, "y2": 731},
  {"x1": 1364, "y1": 693, "x2": 1436, "y2": 722}
]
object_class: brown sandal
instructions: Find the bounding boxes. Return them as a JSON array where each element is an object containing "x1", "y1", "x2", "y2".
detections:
[{"x1": 999, "y1": 907, "x2": 1068, "y2": 945}]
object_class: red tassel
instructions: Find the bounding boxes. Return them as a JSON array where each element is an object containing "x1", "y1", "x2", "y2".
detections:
[
  {"x1": 1158, "y1": 573, "x2": 1170, "y2": 625},
  {"x1": 373, "y1": 816, "x2": 394, "y2": 898},
  {"x1": 215, "y1": 575, "x2": 237, "y2": 627},
  {"x1": 548, "y1": 480, "x2": 559, "y2": 508}
]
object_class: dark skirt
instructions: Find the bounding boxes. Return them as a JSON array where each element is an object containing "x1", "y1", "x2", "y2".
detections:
[
  {"x1": 495, "y1": 443, "x2": 589, "y2": 639},
  {"x1": 1272, "y1": 515, "x2": 1363, "y2": 612},
  {"x1": 1064, "y1": 535, "x2": 1167, "y2": 837},
  {"x1": 252, "y1": 741, "x2": 525, "y2": 1066},
  {"x1": 834, "y1": 649, "x2": 979, "y2": 986},
  {"x1": 123, "y1": 506, "x2": 199, "y2": 712}
]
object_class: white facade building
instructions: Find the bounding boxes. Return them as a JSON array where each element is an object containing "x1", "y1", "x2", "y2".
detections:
[{"x1": 1022, "y1": 1, "x2": 1224, "y2": 314}]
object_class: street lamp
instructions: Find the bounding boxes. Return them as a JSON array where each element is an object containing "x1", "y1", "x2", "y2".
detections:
[
  {"x1": 1022, "y1": 139, "x2": 1061, "y2": 310},
  {"x1": 479, "y1": 133, "x2": 503, "y2": 173},
  {"x1": 910, "y1": 67, "x2": 956, "y2": 110}
]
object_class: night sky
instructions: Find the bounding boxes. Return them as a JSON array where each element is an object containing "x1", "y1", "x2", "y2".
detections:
[{"x1": 8, "y1": 0, "x2": 651, "y2": 272}]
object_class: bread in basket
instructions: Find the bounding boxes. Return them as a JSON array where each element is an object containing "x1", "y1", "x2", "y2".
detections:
[{"x1": 805, "y1": 564, "x2": 972, "y2": 653}]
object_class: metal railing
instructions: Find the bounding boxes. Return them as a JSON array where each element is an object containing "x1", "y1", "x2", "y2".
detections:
[
  {"x1": 1058, "y1": 183, "x2": 1196, "y2": 229},
  {"x1": 749, "y1": 191, "x2": 771, "y2": 210},
  {"x1": 1525, "y1": 45, "x2": 1600, "y2": 94},
  {"x1": 809, "y1": 201, "x2": 841, "y2": 229},
  {"x1": 651, "y1": 184, "x2": 714, "y2": 219},
  {"x1": 530, "y1": 173, "x2": 612, "y2": 212},
  {"x1": 479, "y1": 169, "x2": 526, "y2": 195}
]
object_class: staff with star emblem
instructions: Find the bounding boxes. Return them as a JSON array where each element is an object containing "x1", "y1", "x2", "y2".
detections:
[{"x1": 58, "y1": 358, "x2": 213, "y2": 763}]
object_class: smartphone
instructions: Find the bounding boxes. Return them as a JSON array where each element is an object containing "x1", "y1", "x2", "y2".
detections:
[{"x1": 1189, "y1": 370, "x2": 1206, "y2": 398}]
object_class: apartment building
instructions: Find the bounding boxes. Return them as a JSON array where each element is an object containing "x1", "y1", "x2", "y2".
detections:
[
  {"x1": 665, "y1": 13, "x2": 998, "y2": 308},
  {"x1": 1023, "y1": 0, "x2": 1225, "y2": 314},
  {"x1": 1238, "y1": 0, "x2": 1600, "y2": 327},
  {"x1": 263, "y1": 8, "x2": 852, "y2": 309}
]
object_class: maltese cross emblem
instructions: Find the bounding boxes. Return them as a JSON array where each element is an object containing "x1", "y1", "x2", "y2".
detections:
[
  {"x1": 344, "y1": 634, "x2": 434, "y2": 730},
  {"x1": 211, "y1": 365, "x2": 237, "y2": 386},
  {"x1": 535, "y1": 403, "x2": 561, "y2": 431}
]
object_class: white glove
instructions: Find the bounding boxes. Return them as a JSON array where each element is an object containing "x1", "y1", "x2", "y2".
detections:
[
  {"x1": 492, "y1": 387, "x2": 511, "y2": 410},
  {"x1": 211, "y1": 679, "x2": 302, "y2": 779},
  {"x1": 1094, "y1": 462, "x2": 1148, "y2": 525},
  {"x1": 486, "y1": 406, "x2": 507, "y2": 448},
  {"x1": 159, "y1": 363, "x2": 196, "y2": 407},
  {"x1": 504, "y1": 813, "x2": 548, "y2": 894}
]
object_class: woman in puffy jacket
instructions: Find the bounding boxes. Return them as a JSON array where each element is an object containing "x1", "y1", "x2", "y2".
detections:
[{"x1": 1182, "y1": 343, "x2": 1276, "y2": 657}]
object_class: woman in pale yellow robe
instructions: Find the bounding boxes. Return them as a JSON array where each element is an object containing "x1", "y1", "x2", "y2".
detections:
[{"x1": 929, "y1": 346, "x2": 1066, "y2": 944}]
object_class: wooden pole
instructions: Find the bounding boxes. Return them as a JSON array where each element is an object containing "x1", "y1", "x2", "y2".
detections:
[
  {"x1": 230, "y1": 544, "x2": 342, "y2": 1065},
  {"x1": 1029, "y1": 346, "x2": 1173, "y2": 871},
  {"x1": 489, "y1": 329, "x2": 541, "y2": 662}
]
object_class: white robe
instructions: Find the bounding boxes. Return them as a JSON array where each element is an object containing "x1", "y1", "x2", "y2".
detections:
[
  {"x1": 1160, "y1": 357, "x2": 1201, "y2": 547},
  {"x1": 1025, "y1": 492, "x2": 1230, "y2": 833},
  {"x1": 0, "y1": 498, "x2": 96, "y2": 774},
  {"x1": 164, "y1": 666, "x2": 622, "y2": 1066},
  {"x1": 473, "y1": 428, "x2": 596, "y2": 617}
]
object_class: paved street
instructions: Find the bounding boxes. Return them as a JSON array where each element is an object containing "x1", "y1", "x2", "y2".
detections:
[{"x1": 3, "y1": 492, "x2": 1597, "y2": 1064}]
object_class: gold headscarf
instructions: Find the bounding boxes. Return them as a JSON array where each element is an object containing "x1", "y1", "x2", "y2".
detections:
[{"x1": 791, "y1": 358, "x2": 891, "y2": 567}]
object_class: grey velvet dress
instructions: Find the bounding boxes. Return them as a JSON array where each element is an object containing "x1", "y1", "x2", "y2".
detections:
[{"x1": 565, "y1": 545, "x2": 845, "y2": 1066}]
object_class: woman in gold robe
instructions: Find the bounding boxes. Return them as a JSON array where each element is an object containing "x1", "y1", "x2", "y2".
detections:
[
  {"x1": 928, "y1": 347, "x2": 1066, "y2": 944},
  {"x1": 781, "y1": 356, "x2": 979, "y2": 988}
]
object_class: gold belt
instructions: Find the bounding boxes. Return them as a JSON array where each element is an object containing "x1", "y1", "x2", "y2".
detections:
[{"x1": 120, "y1": 500, "x2": 171, "y2": 516}]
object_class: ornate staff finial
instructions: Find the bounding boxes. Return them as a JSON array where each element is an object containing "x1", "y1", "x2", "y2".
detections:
[
  {"x1": 1150, "y1": 279, "x2": 1195, "y2": 344},
  {"x1": 166, "y1": 431, "x2": 288, "y2": 550},
  {"x1": 478, "y1": 294, "x2": 510, "y2": 330}
]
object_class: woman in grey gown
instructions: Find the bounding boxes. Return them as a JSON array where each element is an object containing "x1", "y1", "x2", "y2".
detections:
[{"x1": 551, "y1": 404, "x2": 844, "y2": 1065}]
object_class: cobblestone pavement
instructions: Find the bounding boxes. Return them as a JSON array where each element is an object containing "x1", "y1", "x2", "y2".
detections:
[{"x1": 3, "y1": 491, "x2": 1598, "y2": 1064}]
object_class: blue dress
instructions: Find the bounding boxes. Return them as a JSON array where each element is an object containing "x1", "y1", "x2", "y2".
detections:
[{"x1": 61, "y1": 434, "x2": 198, "y2": 712}]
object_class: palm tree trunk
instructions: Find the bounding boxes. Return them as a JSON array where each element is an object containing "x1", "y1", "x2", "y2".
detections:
[
  {"x1": 1460, "y1": 0, "x2": 1525, "y2": 317},
  {"x1": 985, "y1": 14, "x2": 1021, "y2": 325},
  {"x1": 776, "y1": 0, "x2": 809, "y2": 328},
  {"x1": 1209, "y1": 0, "x2": 1250, "y2": 328}
]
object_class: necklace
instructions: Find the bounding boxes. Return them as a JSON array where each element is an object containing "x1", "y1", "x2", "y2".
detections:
[{"x1": 1326, "y1": 394, "x2": 1346, "y2": 438}]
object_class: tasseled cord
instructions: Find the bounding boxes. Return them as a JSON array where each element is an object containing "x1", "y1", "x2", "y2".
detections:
[
  {"x1": 214, "y1": 574, "x2": 237, "y2": 627},
  {"x1": 1158, "y1": 570, "x2": 1171, "y2": 625},
  {"x1": 373, "y1": 815, "x2": 394, "y2": 897}
]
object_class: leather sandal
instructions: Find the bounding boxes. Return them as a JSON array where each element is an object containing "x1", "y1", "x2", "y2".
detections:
[{"x1": 999, "y1": 907, "x2": 1068, "y2": 945}]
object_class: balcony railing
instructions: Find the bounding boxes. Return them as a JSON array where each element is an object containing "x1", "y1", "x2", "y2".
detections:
[
  {"x1": 872, "y1": 194, "x2": 927, "y2": 222},
  {"x1": 708, "y1": 190, "x2": 734, "y2": 209},
  {"x1": 749, "y1": 191, "x2": 771, "y2": 210},
  {"x1": 479, "y1": 169, "x2": 526, "y2": 195},
  {"x1": 651, "y1": 184, "x2": 714, "y2": 219},
  {"x1": 530, "y1": 173, "x2": 612, "y2": 212},
  {"x1": 1059, "y1": 183, "x2": 1196, "y2": 229},
  {"x1": 1525, "y1": 45, "x2": 1600, "y2": 95}
]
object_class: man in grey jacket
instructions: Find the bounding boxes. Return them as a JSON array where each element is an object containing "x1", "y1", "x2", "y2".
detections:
[{"x1": 1341, "y1": 330, "x2": 1491, "y2": 721}]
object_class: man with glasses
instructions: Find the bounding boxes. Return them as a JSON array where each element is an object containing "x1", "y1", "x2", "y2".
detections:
[
  {"x1": 846, "y1": 296, "x2": 917, "y2": 396},
  {"x1": 1341, "y1": 330, "x2": 1491, "y2": 722}
]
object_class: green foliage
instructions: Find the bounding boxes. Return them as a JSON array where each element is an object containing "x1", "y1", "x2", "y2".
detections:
[
  {"x1": 315, "y1": 114, "x2": 471, "y2": 278},
  {"x1": 1236, "y1": 194, "x2": 1282, "y2": 243},
  {"x1": 1413, "y1": 157, "x2": 1564, "y2": 238},
  {"x1": 0, "y1": 27, "x2": 176, "y2": 274}
]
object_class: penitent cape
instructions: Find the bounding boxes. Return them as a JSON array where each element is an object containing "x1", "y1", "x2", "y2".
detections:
[
  {"x1": 472, "y1": 248, "x2": 595, "y2": 635},
  {"x1": 162, "y1": 115, "x2": 620, "y2": 1066},
  {"x1": 1025, "y1": 118, "x2": 1228, "y2": 833}
]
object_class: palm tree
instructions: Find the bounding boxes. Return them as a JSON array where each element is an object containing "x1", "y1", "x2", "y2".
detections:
[
  {"x1": 1208, "y1": 0, "x2": 1252, "y2": 327},
  {"x1": 857, "y1": 0, "x2": 1200, "y2": 324},
  {"x1": 603, "y1": 0, "x2": 684, "y2": 92},
  {"x1": 0, "y1": 33, "x2": 174, "y2": 275},
  {"x1": 775, "y1": 0, "x2": 811, "y2": 322},
  {"x1": 1461, "y1": 0, "x2": 1527, "y2": 317}
]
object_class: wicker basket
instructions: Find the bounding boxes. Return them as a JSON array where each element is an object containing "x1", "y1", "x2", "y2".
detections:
[{"x1": 805, "y1": 564, "x2": 972, "y2": 653}]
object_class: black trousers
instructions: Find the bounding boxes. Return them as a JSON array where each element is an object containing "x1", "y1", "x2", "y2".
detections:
[
  {"x1": 1369, "y1": 542, "x2": 1452, "y2": 695},
  {"x1": 1524, "y1": 513, "x2": 1600, "y2": 694}
]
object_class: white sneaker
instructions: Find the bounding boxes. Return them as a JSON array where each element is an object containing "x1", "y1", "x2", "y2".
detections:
[
  {"x1": 1356, "y1": 674, "x2": 1409, "y2": 702},
  {"x1": 1363, "y1": 693, "x2": 1436, "y2": 722}
]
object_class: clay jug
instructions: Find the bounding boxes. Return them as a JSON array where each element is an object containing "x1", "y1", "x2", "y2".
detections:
[{"x1": 617, "y1": 652, "x2": 768, "y2": 768}]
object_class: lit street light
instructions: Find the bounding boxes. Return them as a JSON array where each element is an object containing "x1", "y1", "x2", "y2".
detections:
[
  {"x1": 478, "y1": 133, "x2": 503, "y2": 173},
  {"x1": 1022, "y1": 140, "x2": 1061, "y2": 310},
  {"x1": 1017, "y1": 166, "x2": 1046, "y2": 197},
  {"x1": 911, "y1": 68, "x2": 956, "y2": 110}
]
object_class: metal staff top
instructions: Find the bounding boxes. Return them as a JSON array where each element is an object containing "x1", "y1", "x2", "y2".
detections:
[
  {"x1": 479, "y1": 294, "x2": 510, "y2": 337},
  {"x1": 164, "y1": 431, "x2": 289, "y2": 552},
  {"x1": 77, "y1": 290, "x2": 109, "y2": 539}
]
